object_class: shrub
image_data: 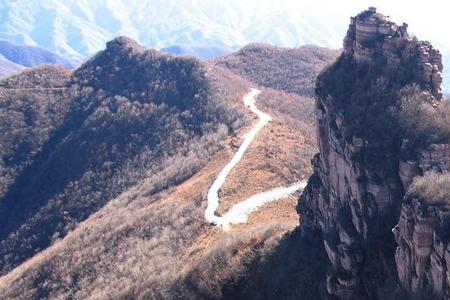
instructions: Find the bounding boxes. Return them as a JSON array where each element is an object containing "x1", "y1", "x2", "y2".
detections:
[
  {"x1": 0, "y1": 65, "x2": 71, "y2": 88},
  {"x1": 397, "y1": 84, "x2": 450, "y2": 145},
  {"x1": 407, "y1": 171, "x2": 450, "y2": 206},
  {"x1": 179, "y1": 227, "x2": 328, "y2": 300}
]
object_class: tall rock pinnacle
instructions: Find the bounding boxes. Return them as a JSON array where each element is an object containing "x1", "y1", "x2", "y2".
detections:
[
  {"x1": 343, "y1": 7, "x2": 443, "y2": 99},
  {"x1": 298, "y1": 7, "x2": 449, "y2": 299}
]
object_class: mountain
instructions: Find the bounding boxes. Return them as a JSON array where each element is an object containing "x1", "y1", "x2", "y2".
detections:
[
  {"x1": 0, "y1": 54, "x2": 24, "y2": 77},
  {"x1": 1, "y1": 0, "x2": 449, "y2": 91},
  {"x1": 0, "y1": 40, "x2": 78, "y2": 78},
  {"x1": 299, "y1": 8, "x2": 450, "y2": 299},
  {"x1": 0, "y1": 0, "x2": 343, "y2": 59},
  {"x1": 0, "y1": 36, "x2": 250, "y2": 274},
  {"x1": 0, "y1": 40, "x2": 78, "y2": 69},
  {"x1": 4, "y1": 6, "x2": 450, "y2": 300},
  {"x1": 0, "y1": 34, "x2": 339, "y2": 299},
  {"x1": 162, "y1": 45, "x2": 232, "y2": 60},
  {"x1": 216, "y1": 43, "x2": 340, "y2": 96}
]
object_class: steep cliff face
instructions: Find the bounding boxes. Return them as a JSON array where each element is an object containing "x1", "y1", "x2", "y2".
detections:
[
  {"x1": 394, "y1": 197, "x2": 450, "y2": 299},
  {"x1": 394, "y1": 148, "x2": 450, "y2": 298},
  {"x1": 298, "y1": 8, "x2": 448, "y2": 299}
]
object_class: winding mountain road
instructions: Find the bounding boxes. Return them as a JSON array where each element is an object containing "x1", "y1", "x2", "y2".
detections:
[{"x1": 205, "y1": 88, "x2": 307, "y2": 229}]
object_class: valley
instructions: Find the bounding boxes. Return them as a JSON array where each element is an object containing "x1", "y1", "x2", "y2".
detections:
[
  {"x1": 0, "y1": 36, "x2": 328, "y2": 299},
  {"x1": 2, "y1": 6, "x2": 450, "y2": 300}
]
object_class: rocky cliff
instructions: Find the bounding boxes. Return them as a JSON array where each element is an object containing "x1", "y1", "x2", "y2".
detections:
[
  {"x1": 298, "y1": 7, "x2": 449, "y2": 299},
  {"x1": 394, "y1": 147, "x2": 450, "y2": 299}
]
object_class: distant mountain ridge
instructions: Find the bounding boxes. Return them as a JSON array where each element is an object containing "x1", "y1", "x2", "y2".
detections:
[
  {"x1": 0, "y1": 54, "x2": 25, "y2": 77},
  {"x1": 1, "y1": 0, "x2": 448, "y2": 91},
  {"x1": 0, "y1": 41, "x2": 77, "y2": 68},
  {"x1": 0, "y1": 40, "x2": 78, "y2": 77},
  {"x1": 162, "y1": 45, "x2": 232, "y2": 60},
  {"x1": 0, "y1": 0, "x2": 342, "y2": 58}
]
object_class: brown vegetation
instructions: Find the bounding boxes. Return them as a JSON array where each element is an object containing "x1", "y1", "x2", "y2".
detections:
[
  {"x1": 0, "y1": 122, "x2": 323, "y2": 299},
  {"x1": 217, "y1": 89, "x2": 315, "y2": 214},
  {"x1": 216, "y1": 43, "x2": 339, "y2": 96},
  {"x1": 0, "y1": 37, "x2": 329, "y2": 300},
  {"x1": 407, "y1": 171, "x2": 450, "y2": 206},
  {"x1": 0, "y1": 37, "x2": 250, "y2": 274},
  {"x1": 0, "y1": 87, "x2": 71, "y2": 198},
  {"x1": 0, "y1": 70, "x2": 321, "y2": 300},
  {"x1": 0, "y1": 65, "x2": 71, "y2": 89},
  {"x1": 397, "y1": 84, "x2": 450, "y2": 145}
]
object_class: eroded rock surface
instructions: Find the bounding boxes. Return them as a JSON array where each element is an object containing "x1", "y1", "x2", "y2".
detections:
[{"x1": 394, "y1": 198, "x2": 450, "y2": 299}]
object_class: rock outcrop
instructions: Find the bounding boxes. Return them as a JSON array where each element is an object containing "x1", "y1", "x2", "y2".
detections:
[
  {"x1": 298, "y1": 8, "x2": 449, "y2": 299},
  {"x1": 394, "y1": 198, "x2": 450, "y2": 299},
  {"x1": 394, "y1": 144, "x2": 450, "y2": 298},
  {"x1": 343, "y1": 7, "x2": 443, "y2": 99}
]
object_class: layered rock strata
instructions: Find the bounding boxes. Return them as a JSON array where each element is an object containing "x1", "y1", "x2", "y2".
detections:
[
  {"x1": 394, "y1": 143, "x2": 450, "y2": 298},
  {"x1": 394, "y1": 198, "x2": 450, "y2": 299}
]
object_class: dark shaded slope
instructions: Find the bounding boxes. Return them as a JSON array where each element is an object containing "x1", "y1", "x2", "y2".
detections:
[
  {"x1": 0, "y1": 66, "x2": 72, "y2": 199},
  {"x1": 0, "y1": 36, "x2": 248, "y2": 274}
]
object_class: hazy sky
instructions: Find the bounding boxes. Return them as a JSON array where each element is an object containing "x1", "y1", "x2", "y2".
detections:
[
  {"x1": 2, "y1": 0, "x2": 449, "y2": 55},
  {"x1": 283, "y1": 0, "x2": 450, "y2": 51}
]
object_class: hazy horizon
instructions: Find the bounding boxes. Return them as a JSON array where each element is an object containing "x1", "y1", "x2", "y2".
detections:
[
  {"x1": 1, "y1": 0, "x2": 448, "y2": 52},
  {"x1": 1, "y1": 0, "x2": 449, "y2": 89}
]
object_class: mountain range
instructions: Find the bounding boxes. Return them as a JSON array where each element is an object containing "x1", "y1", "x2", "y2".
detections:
[
  {"x1": 0, "y1": 35, "x2": 338, "y2": 299},
  {"x1": 0, "y1": 0, "x2": 343, "y2": 58},
  {"x1": 0, "y1": 54, "x2": 24, "y2": 77},
  {"x1": 0, "y1": 40, "x2": 78, "y2": 77},
  {"x1": 2, "y1": 5, "x2": 450, "y2": 299},
  {"x1": 1, "y1": 0, "x2": 449, "y2": 90},
  {"x1": 161, "y1": 45, "x2": 232, "y2": 60}
]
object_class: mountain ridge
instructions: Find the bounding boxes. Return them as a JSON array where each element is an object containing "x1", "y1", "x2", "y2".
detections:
[
  {"x1": 0, "y1": 40, "x2": 78, "y2": 78},
  {"x1": 1, "y1": 0, "x2": 448, "y2": 91},
  {"x1": 0, "y1": 0, "x2": 343, "y2": 58},
  {"x1": 216, "y1": 43, "x2": 340, "y2": 96},
  {"x1": 0, "y1": 54, "x2": 25, "y2": 77},
  {"x1": 162, "y1": 45, "x2": 232, "y2": 60},
  {"x1": 0, "y1": 36, "x2": 251, "y2": 274},
  {"x1": 0, "y1": 40, "x2": 78, "y2": 69}
]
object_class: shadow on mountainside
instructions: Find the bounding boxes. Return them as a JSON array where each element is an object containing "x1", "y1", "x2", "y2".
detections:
[
  {"x1": 0, "y1": 37, "x2": 249, "y2": 274},
  {"x1": 177, "y1": 227, "x2": 329, "y2": 300}
]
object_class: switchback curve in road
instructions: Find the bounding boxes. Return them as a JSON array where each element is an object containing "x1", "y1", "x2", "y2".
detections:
[{"x1": 204, "y1": 88, "x2": 307, "y2": 229}]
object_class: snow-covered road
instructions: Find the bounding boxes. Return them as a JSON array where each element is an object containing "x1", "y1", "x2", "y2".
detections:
[{"x1": 204, "y1": 88, "x2": 307, "y2": 229}]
